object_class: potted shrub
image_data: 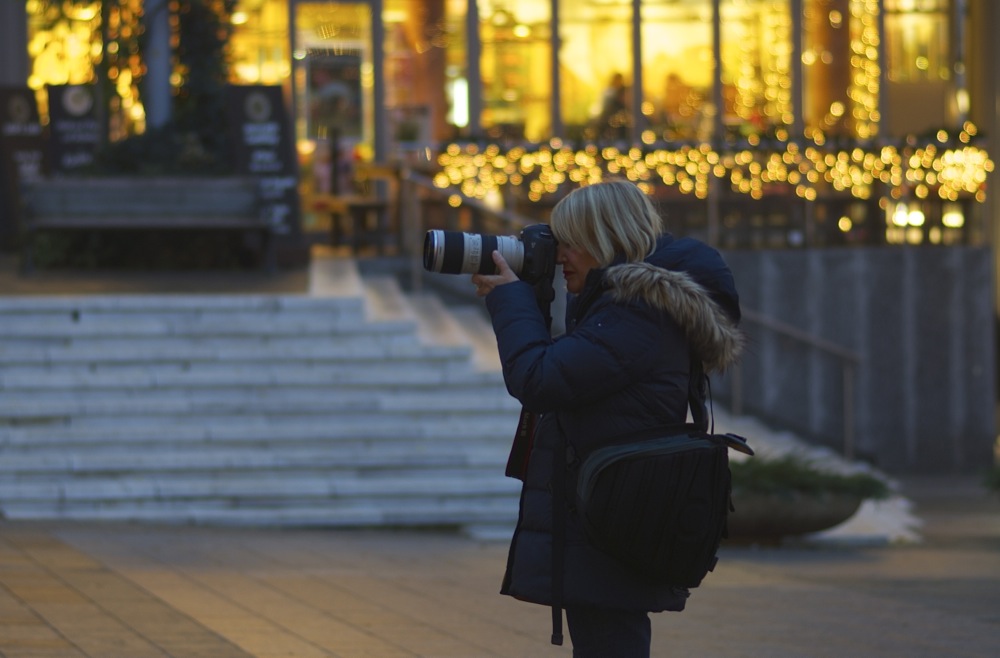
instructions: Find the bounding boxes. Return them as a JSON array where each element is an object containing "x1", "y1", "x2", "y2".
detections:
[
  {"x1": 727, "y1": 454, "x2": 891, "y2": 543},
  {"x1": 986, "y1": 464, "x2": 1000, "y2": 494}
]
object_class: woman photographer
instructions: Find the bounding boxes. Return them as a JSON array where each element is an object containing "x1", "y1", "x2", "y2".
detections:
[{"x1": 471, "y1": 179, "x2": 743, "y2": 657}]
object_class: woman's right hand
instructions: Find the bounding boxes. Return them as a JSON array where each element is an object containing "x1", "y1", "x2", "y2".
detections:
[{"x1": 471, "y1": 250, "x2": 520, "y2": 297}]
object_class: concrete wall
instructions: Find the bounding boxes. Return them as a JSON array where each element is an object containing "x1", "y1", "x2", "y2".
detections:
[{"x1": 717, "y1": 247, "x2": 996, "y2": 474}]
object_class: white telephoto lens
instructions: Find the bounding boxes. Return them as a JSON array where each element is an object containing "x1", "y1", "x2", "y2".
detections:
[{"x1": 494, "y1": 235, "x2": 524, "y2": 274}]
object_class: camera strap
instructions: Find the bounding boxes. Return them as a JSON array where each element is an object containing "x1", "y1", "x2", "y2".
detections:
[
  {"x1": 505, "y1": 408, "x2": 537, "y2": 481},
  {"x1": 550, "y1": 414, "x2": 568, "y2": 646}
]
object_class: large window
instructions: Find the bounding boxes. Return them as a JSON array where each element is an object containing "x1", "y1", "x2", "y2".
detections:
[
  {"x1": 802, "y1": 0, "x2": 880, "y2": 140},
  {"x1": 478, "y1": 0, "x2": 551, "y2": 142},
  {"x1": 384, "y1": 0, "x2": 444, "y2": 148},
  {"x1": 641, "y1": 0, "x2": 713, "y2": 143},
  {"x1": 883, "y1": 0, "x2": 953, "y2": 136},
  {"x1": 720, "y1": 0, "x2": 793, "y2": 142},
  {"x1": 26, "y1": 0, "x2": 144, "y2": 135},
  {"x1": 292, "y1": 0, "x2": 373, "y2": 163},
  {"x1": 885, "y1": 0, "x2": 950, "y2": 82},
  {"x1": 229, "y1": 0, "x2": 290, "y2": 86},
  {"x1": 559, "y1": 0, "x2": 633, "y2": 142},
  {"x1": 443, "y1": 0, "x2": 468, "y2": 139}
]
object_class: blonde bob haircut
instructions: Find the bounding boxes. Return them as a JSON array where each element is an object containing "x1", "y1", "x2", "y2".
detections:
[{"x1": 549, "y1": 179, "x2": 663, "y2": 267}]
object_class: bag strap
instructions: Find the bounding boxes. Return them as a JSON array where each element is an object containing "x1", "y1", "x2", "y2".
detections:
[
  {"x1": 688, "y1": 356, "x2": 712, "y2": 433},
  {"x1": 550, "y1": 414, "x2": 567, "y2": 646},
  {"x1": 505, "y1": 408, "x2": 537, "y2": 481}
]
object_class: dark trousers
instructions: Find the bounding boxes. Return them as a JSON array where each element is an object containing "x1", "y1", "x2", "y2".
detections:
[{"x1": 565, "y1": 606, "x2": 651, "y2": 658}]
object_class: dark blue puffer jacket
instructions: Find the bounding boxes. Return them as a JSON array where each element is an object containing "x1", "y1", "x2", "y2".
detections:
[{"x1": 484, "y1": 234, "x2": 742, "y2": 612}]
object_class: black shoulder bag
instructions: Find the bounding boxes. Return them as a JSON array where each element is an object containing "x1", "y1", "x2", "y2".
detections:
[{"x1": 548, "y1": 362, "x2": 753, "y2": 646}]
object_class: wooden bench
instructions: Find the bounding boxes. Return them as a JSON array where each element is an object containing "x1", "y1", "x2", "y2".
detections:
[{"x1": 19, "y1": 176, "x2": 276, "y2": 271}]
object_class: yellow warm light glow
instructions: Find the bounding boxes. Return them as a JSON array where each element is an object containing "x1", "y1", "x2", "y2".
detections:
[
  {"x1": 891, "y1": 203, "x2": 909, "y2": 227},
  {"x1": 942, "y1": 203, "x2": 965, "y2": 228},
  {"x1": 435, "y1": 130, "x2": 991, "y2": 210}
]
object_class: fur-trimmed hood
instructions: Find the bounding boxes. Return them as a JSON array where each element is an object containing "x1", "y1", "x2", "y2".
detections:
[
  {"x1": 567, "y1": 235, "x2": 743, "y2": 372},
  {"x1": 604, "y1": 260, "x2": 744, "y2": 372}
]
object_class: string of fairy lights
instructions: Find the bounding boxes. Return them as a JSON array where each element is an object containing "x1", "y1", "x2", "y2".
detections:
[{"x1": 432, "y1": 122, "x2": 993, "y2": 212}]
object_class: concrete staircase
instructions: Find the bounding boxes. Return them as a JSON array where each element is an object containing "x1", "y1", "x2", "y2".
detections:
[{"x1": 0, "y1": 257, "x2": 521, "y2": 534}]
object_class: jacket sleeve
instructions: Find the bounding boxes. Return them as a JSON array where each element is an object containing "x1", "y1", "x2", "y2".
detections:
[{"x1": 484, "y1": 280, "x2": 674, "y2": 412}]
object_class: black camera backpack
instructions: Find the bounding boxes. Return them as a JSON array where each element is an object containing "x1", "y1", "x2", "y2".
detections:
[{"x1": 548, "y1": 366, "x2": 753, "y2": 646}]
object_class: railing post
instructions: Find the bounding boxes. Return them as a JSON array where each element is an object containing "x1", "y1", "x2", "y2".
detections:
[
  {"x1": 731, "y1": 362, "x2": 743, "y2": 416},
  {"x1": 402, "y1": 175, "x2": 423, "y2": 292},
  {"x1": 843, "y1": 362, "x2": 855, "y2": 460}
]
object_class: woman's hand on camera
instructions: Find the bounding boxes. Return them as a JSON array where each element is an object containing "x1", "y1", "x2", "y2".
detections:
[{"x1": 472, "y1": 250, "x2": 520, "y2": 297}]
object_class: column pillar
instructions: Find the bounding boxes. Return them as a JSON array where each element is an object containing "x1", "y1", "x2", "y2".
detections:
[
  {"x1": 0, "y1": 1, "x2": 29, "y2": 85},
  {"x1": 143, "y1": 0, "x2": 173, "y2": 129}
]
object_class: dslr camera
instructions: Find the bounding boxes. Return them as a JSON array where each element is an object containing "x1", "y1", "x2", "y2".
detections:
[{"x1": 422, "y1": 224, "x2": 557, "y2": 285}]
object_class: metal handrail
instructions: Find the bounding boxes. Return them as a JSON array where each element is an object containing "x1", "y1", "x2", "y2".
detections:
[
  {"x1": 405, "y1": 171, "x2": 534, "y2": 229},
  {"x1": 731, "y1": 308, "x2": 863, "y2": 460}
]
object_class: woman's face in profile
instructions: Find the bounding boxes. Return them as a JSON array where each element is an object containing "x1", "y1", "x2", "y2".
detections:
[{"x1": 557, "y1": 242, "x2": 600, "y2": 294}]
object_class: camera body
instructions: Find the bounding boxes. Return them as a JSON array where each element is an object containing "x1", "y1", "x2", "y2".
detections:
[{"x1": 423, "y1": 224, "x2": 557, "y2": 285}]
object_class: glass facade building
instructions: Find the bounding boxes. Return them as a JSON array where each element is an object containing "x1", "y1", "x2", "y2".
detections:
[{"x1": 4, "y1": 0, "x2": 997, "y2": 251}]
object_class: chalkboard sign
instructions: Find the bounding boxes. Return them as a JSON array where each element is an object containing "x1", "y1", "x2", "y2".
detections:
[
  {"x1": 0, "y1": 87, "x2": 46, "y2": 251},
  {"x1": 47, "y1": 84, "x2": 102, "y2": 172},
  {"x1": 227, "y1": 85, "x2": 300, "y2": 237}
]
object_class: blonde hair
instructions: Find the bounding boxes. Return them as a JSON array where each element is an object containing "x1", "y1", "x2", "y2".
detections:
[{"x1": 549, "y1": 179, "x2": 663, "y2": 266}]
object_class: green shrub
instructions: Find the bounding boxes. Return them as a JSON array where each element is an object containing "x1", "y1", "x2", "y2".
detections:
[
  {"x1": 731, "y1": 454, "x2": 891, "y2": 501},
  {"x1": 985, "y1": 464, "x2": 1000, "y2": 494}
]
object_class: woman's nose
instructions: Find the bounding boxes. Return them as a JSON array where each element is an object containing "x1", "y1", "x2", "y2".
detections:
[{"x1": 555, "y1": 245, "x2": 566, "y2": 263}]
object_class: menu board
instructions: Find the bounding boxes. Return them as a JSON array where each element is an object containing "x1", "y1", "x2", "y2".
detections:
[
  {"x1": 47, "y1": 84, "x2": 102, "y2": 172},
  {"x1": 0, "y1": 87, "x2": 46, "y2": 250},
  {"x1": 227, "y1": 85, "x2": 300, "y2": 237}
]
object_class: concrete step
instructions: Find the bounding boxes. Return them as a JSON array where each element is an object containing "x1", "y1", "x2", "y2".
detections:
[
  {"x1": 0, "y1": 255, "x2": 523, "y2": 530},
  {"x1": 307, "y1": 253, "x2": 365, "y2": 298},
  {"x1": 0, "y1": 372, "x2": 509, "y2": 398},
  {"x1": 0, "y1": 361, "x2": 502, "y2": 391},
  {"x1": 0, "y1": 312, "x2": 391, "y2": 338},
  {"x1": 0, "y1": 415, "x2": 515, "y2": 446},
  {"x1": 0, "y1": 464, "x2": 517, "y2": 495},
  {"x1": 0, "y1": 295, "x2": 368, "y2": 330},
  {"x1": 0, "y1": 442, "x2": 510, "y2": 473},
  {"x1": 0, "y1": 340, "x2": 471, "y2": 366},
  {"x1": 0, "y1": 497, "x2": 520, "y2": 528},
  {"x1": 0, "y1": 388, "x2": 519, "y2": 419},
  {"x1": 447, "y1": 305, "x2": 502, "y2": 372},
  {"x1": 362, "y1": 274, "x2": 416, "y2": 324}
]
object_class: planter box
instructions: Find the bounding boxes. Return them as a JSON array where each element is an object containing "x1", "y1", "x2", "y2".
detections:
[{"x1": 727, "y1": 490, "x2": 864, "y2": 543}]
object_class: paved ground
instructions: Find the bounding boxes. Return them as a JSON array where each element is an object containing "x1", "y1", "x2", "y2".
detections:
[
  {"x1": 2, "y1": 257, "x2": 998, "y2": 656},
  {"x1": 0, "y1": 476, "x2": 998, "y2": 658}
]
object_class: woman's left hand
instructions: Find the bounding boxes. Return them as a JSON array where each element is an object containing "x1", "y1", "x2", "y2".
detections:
[{"x1": 471, "y1": 250, "x2": 520, "y2": 297}]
